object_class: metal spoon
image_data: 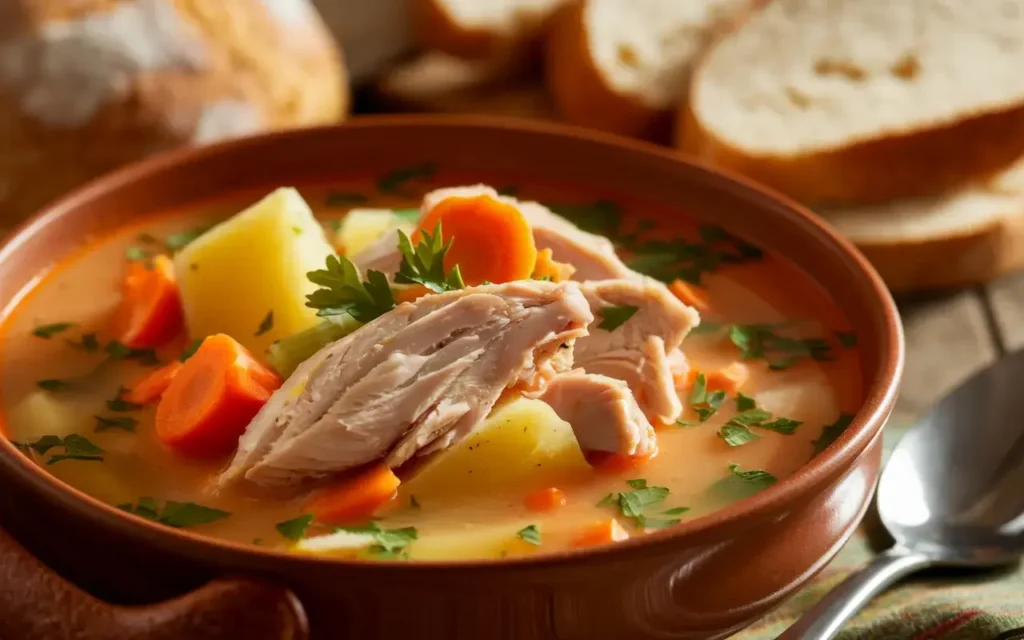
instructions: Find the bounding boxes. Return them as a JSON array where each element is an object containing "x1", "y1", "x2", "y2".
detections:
[{"x1": 779, "y1": 351, "x2": 1024, "y2": 640}]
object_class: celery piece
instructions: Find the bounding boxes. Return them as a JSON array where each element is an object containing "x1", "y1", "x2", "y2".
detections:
[{"x1": 265, "y1": 315, "x2": 361, "y2": 377}]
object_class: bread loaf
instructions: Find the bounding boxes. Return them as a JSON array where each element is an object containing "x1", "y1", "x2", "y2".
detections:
[
  {"x1": 679, "y1": 0, "x2": 1024, "y2": 204},
  {"x1": 546, "y1": 0, "x2": 758, "y2": 142},
  {"x1": 0, "y1": 0, "x2": 347, "y2": 225},
  {"x1": 821, "y1": 157, "x2": 1024, "y2": 292},
  {"x1": 413, "y1": 0, "x2": 567, "y2": 62}
]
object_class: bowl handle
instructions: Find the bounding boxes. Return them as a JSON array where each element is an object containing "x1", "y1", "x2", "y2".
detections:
[{"x1": 0, "y1": 525, "x2": 308, "y2": 640}]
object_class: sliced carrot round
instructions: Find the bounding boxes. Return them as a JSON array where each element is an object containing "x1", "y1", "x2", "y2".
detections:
[
  {"x1": 114, "y1": 255, "x2": 184, "y2": 348},
  {"x1": 125, "y1": 361, "x2": 183, "y2": 405},
  {"x1": 306, "y1": 464, "x2": 401, "y2": 524},
  {"x1": 415, "y1": 194, "x2": 537, "y2": 286},
  {"x1": 155, "y1": 334, "x2": 281, "y2": 458}
]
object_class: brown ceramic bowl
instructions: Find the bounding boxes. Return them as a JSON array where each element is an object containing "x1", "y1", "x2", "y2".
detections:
[{"x1": 0, "y1": 116, "x2": 903, "y2": 640}]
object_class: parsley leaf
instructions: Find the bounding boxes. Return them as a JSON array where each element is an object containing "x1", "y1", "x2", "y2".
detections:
[
  {"x1": 721, "y1": 398, "x2": 803, "y2": 436},
  {"x1": 410, "y1": 495, "x2": 421, "y2": 508},
  {"x1": 812, "y1": 413, "x2": 855, "y2": 456},
  {"x1": 324, "y1": 191, "x2": 369, "y2": 207},
  {"x1": 14, "y1": 434, "x2": 105, "y2": 465},
  {"x1": 36, "y1": 379, "x2": 71, "y2": 392},
  {"x1": 727, "y1": 464, "x2": 778, "y2": 487},
  {"x1": 689, "y1": 373, "x2": 707, "y2": 404},
  {"x1": 165, "y1": 226, "x2": 212, "y2": 252},
  {"x1": 624, "y1": 226, "x2": 762, "y2": 285},
  {"x1": 104, "y1": 340, "x2": 159, "y2": 365},
  {"x1": 394, "y1": 223, "x2": 465, "y2": 293},
  {"x1": 255, "y1": 311, "x2": 274, "y2": 337},
  {"x1": 735, "y1": 392, "x2": 756, "y2": 411},
  {"x1": 517, "y1": 524, "x2": 541, "y2": 546},
  {"x1": 377, "y1": 163, "x2": 436, "y2": 196},
  {"x1": 393, "y1": 208, "x2": 421, "y2": 224},
  {"x1": 107, "y1": 387, "x2": 142, "y2": 412},
  {"x1": 598, "y1": 479, "x2": 681, "y2": 529},
  {"x1": 306, "y1": 254, "x2": 395, "y2": 322},
  {"x1": 759, "y1": 417, "x2": 803, "y2": 435},
  {"x1": 836, "y1": 331, "x2": 857, "y2": 348},
  {"x1": 275, "y1": 514, "x2": 314, "y2": 541},
  {"x1": 661, "y1": 507, "x2": 690, "y2": 516},
  {"x1": 32, "y1": 323, "x2": 74, "y2": 339},
  {"x1": 335, "y1": 522, "x2": 418, "y2": 558},
  {"x1": 597, "y1": 304, "x2": 639, "y2": 331},
  {"x1": 68, "y1": 332, "x2": 100, "y2": 352},
  {"x1": 120, "y1": 498, "x2": 230, "y2": 528},
  {"x1": 94, "y1": 415, "x2": 137, "y2": 432},
  {"x1": 711, "y1": 464, "x2": 778, "y2": 500},
  {"x1": 718, "y1": 423, "x2": 760, "y2": 447},
  {"x1": 687, "y1": 374, "x2": 726, "y2": 422},
  {"x1": 727, "y1": 323, "x2": 833, "y2": 369},
  {"x1": 728, "y1": 409, "x2": 773, "y2": 426},
  {"x1": 548, "y1": 200, "x2": 622, "y2": 236}
]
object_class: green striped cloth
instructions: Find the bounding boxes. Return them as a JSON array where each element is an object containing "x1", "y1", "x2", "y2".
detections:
[{"x1": 737, "y1": 425, "x2": 1024, "y2": 640}]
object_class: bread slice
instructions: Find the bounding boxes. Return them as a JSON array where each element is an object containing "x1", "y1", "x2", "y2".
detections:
[
  {"x1": 820, "y1": 156, "x2": 1024, "y2": 292},
  {"x1": 680, "y1": 0, "x2": 1024, "y2": 205},
  {"x1": 413, "y1": 0, "x2": 568, "y2": 61},
  {"x1": 545, "y1": 0, "x2": 759, "y2": 142},
  {"x1": 374, "y1": 52, "x2": 558, "y2": 120}
]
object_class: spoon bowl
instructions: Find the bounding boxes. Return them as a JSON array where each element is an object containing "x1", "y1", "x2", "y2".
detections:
[{"x1": 781, "y1": 349, "x2": 1024, "y2": 639}]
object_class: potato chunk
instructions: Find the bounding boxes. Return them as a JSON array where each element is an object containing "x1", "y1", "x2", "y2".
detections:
[
  {"x1": 335, "y1": 208, "x2": 415, "y2": 257},
  {"x1": 173, "y1": 188, "x2": 335, "y2": 355}
]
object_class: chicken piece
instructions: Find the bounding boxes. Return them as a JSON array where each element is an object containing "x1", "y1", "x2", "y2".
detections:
[
  {"x1": 217, "y1": 281, "x2": 593, "y2": 489},
  {"x1": 538, "y1": 370, "x2": 657, "y2": 458},
  {"x1": 576, "y1": 279, "x2": 700, "y2": 424}
]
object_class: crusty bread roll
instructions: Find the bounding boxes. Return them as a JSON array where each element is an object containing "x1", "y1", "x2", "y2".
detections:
[
  {"x1": 821, "y1": 157, "x2": 1024, "y2": 292},
  {"x1": 0, "y1": 0, "x2": 347, "y2": 226},
  {"x1": 546, "y1": 0, "x2": 758, "y2": 142},
  {"x1": 679, "y1": 0, "x2": 1024, "y2": 205},
  {"x1": 375, "y1": 51, "x2": 558, "y2": 120},
  {"x1": 413, "y1": 0, "x2": 568, "y2": 62}
]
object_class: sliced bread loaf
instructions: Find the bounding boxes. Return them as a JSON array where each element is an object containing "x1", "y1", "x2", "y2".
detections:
[
  {"x1": 680, "y1": 0, "x2": 1024, "y2": 204},
  {"x1": 413, "y1": 0, "x2": 567, "y2": 61},
  {"x1": 545, "y1": 0, "x2": 758, "y2": 141},
  {"x1": 821, "y1": 156, "x2": 1024, "y2": 292}
]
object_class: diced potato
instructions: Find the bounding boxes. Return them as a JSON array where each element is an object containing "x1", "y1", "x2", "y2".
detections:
[
  {"x1": 410, "y1": 524, "x2": 542, "y2": 560},
  {"x1": 173, "y1": 188, "x2": 336, "y2": 355},
  {"x1": 400, "y1": 398, "x2": 589, "y2": 504},
  {"x1": 5, "y1": 389, "x2": 98, "y2": 440},
  {"x1": 335, "y1": 208, "x2": 415, "y2": 256}
]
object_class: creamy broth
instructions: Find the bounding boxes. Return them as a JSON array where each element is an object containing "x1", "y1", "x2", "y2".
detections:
[{"x1": 0, "y1": 176, "x2": 862, "y2": 560}]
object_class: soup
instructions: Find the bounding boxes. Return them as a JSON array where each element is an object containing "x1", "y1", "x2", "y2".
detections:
[{"x1": 0, "y1": 168, "x2": 862, "y2": 561}]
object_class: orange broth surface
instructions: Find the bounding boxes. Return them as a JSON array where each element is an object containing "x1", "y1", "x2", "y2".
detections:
[{"x1": 0, "y1": 177, "x2": 863, "y2": 560}]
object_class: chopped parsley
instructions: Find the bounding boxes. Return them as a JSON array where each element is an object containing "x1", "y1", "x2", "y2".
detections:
[
  {"x1": 718, "y1": 423, "x2": 760, "y2": 447},
  {"x1": 711, "y1": 463, "x2": 778, "y2": 500},
  {"x1": 687, "y1": 373, "x2": 727, "y2": 422},
  {"x1": 13, "y1": 434, "x2": 105, "y2": 465},
  {"x1": 104, "y1": 340, "x2": 159, "y2": 365},
  {"x1": 377, "y1": 163, "x2": 436, "y2": 196},
  {"x1": 410, "y1": 495, "x2": 421, "y2": 509},
  {"x1": 106, "y1": 387, "x2": 142, "y2": 412},
  {"x1": 335, "y1": 522, "x2": 418, "y2": 559},
  {"x1": 836, "y1": 331, "x2": 857, "y2": 348},
  {"x1": 394, "y1": 222, "x2": 465, "y2": 293},
  {"x1": 255, "y1": 311, "x2": 274, "y2": 337},
  {"x1": 324, "y1": 191, "x2": 369, "y2": 207},
  {"x1": 547, "y1": 200, "x2": 622, "y2": 236},
  {"x1": 597, "y1": 304, "x2": 639, "y2": 331},
  {"x1": 721, "y1": 397, "x2": 803, "y2": 437},
  {"x1": 727, "y1": 464, "x2": 778, "y2": 487},
  {"x1": 68, "y1": 332, "x2": 100, "y2": 352},
  {"x1": 517, "y1": 524, "x2": 541, "y2": 546},
  {"x1": 275, "y1": 514, "x2": 315, "y2": 541},
  {"x1": 305, "y1": 254, "x2": 395, "y2": 322},
  {"x1": 32, "y1": 322, "x2": 74, "y2": 339},
  {"x1": 735, "y1": 392, "x2": 756, "y2": 411},
  {"x1": 812, "y1": 413, "x2": 855, "y2": 456},
  {"x1": 118, "y1": 498, "x2": 230, "y2": 528},
  {"x1": 625, "y1": 225, "x2": 762, "y2": 285},
  {"x1": 36, "y1": 379, "x2": 71, "y2": 392},
  {"x1": 728, "y1": 323, "x2": 833, "y2": 370},
  {"x1": 94, "y1": 415, "x2": 137, "y2": 432},
  {"x1": 598, "y1": 479, "x2": 684, "y2": 530}
]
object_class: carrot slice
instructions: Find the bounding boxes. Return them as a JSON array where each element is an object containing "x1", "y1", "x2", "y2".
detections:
[
  {"x1": 586, "y1": 449, "x2": 656, "y2": 475},
  {"x1": 668, "y1": 279, "x2": 709, "y2": 312},
  {"x1": 572, "y1": 519, "x2": 630, "y2": 548},
  {"x1": 394, "y1": 283, "x2": 432, "y2": 304},
  {"x1": 155, "y1": 334, "x2": 282, "y2": 458},
  {"x1": 306, "y1": 464, "x2": 401, "y2": 524},
  {"x1": 125, "y1": 361, "x2": 183, "y2": 405},
  {"x1": 415, "y1": 194, "x2": 537, "y2": 286},
  {"x1": 114, "y1": 255, "x2": 184, "y2": 348},
  {"x1": 524, "y1": 486, "x2": 567, "y2": 512},
  {"x1": 532, "y1": 248, "x2": 576, "y2": 283},
  {"x1": 705, "y1": 362, "x2": 750, "y2": 394}
]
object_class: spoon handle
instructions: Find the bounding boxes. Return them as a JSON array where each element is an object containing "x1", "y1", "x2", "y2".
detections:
[{"x1": 776, "y1": 547, "x2": 933, "y2": 640}]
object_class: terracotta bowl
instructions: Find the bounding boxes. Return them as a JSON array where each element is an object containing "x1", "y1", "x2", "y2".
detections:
[{"x1": 0, "y1": 116, "x2": 903, "y2": 640}]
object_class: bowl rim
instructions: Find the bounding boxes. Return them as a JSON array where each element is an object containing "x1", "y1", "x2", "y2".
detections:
[{"x1": 0, "y1": 114, "x2": 904, "y2": 573}]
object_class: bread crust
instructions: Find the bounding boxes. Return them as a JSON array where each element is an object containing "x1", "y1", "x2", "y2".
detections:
[
  {"x1": 544, "y1": 1, "x2": 672, "y2": 142},
  {"x1": 413, "y1": 0, "x2": 556, "y2": 63}
]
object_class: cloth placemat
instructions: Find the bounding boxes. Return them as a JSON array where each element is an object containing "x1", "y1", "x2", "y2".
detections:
[{"x1": 737, "y1": 423, "x2": 1024, "y2": 639}]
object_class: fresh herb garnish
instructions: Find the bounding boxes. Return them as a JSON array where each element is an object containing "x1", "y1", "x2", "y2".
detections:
[
  {"x1": 125, "y1": 246, "x2": 150, "y2": 262},
  {"x1": 394, "y1": 223, "x2": 464, "y2": 293},
  {"x1": 812, "y1": 413, "x2": 855, "y2": 456},
  {"x1": 13, "y1": 434, "x2": 105, "y2": 465},
  {"x1": 68, "y1": 332, "x2": 100, "y2": 352},
  {"x1": 728, "y1": 323, "x2": 833, "y2": 369},
  {"x1": 727, "y1": 408, "x2": 773, "y2": 426},
  {"x1": 377, "y1": 163, "x2": 436, "y2": 196},
  {"x1": 722, "y1": 399, "x2": 803, "y2": 436},
  {"x1": 597, "y1": 304, "x2": 639, "y2": 331},
  {"x1": 165, "y1": 226, "x2": 211, "y2": 252},
  {"x1": 94, "y1": 415, "x2": 137, "y2": 432},
  {"x1": 104, "y1": 340, "x2": 160, "y2": 365},
  {"x1": 32, "y1": 323, "x2": 74, "y2": 339},
  {"x1": 410, "y1": 495, "x2": 421, "y2": 508},
  {"x1": 710, "y1": 463, "x2": 779, "y2": 500},
  {"x1": 661, "y1": 507, "x2": 690, "y2": 516},
  {"x1": 547, "y1": 200, "x2": 622, "y2": 236},
  {"x1": 180, "y1": 338, "x2": 203, "y2": 362},
  {"x1": 275, "y1": 514, "x2": 315, "y2": 541},
  {"x1": 517, "y1": 524, "x2": 541, "y2": 546},
  {"x1": 393, "y1": 208, "x2": 421, "y2": 224},
  {"x1": 726, "y1": 464, "x2": 778, "y2": 487},
  {"x1": 625, "y1": 225, "x2": 762, "y2": 285},
  {"x1": 305, "y1": 254, "x2": 395, "y2": 322},
  {"x1": 836, "y1": 331, "x2": 857, "y2": 348},
  {"x1": 36, "y1": 379, "x2": 71, "y2": 392},
  {"x1": 735, "y1": 392, "x2": 756, "y2": 411},
  {"x1": 718, "y1": 423, "x2": 760, "y2": 447},
  {"x1": 324, "y1": 191, "x2": 369, "y2": 207},
  {"x1": 335, "y1": 521, "x2": 419, "y2": 558},
  {"x1": 255, "y1": 311, "x2": 274, "y2": 337},
  {"x1": 119, "y1": 498, "x2": 230, "y2": 528},
  {"x1": 687, "y1": 374, "x2": 726, "y2": 422},
  {"x1": 598, "y1": 479, "x2": 683, "y2": 529},
  {"x1": 106, "y1": 387, "x2": 142, "y2": 412}
]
